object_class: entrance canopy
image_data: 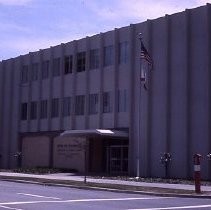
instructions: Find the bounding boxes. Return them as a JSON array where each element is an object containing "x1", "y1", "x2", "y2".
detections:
[{"x1": 60, "y1": 129, "x2": 128, "y2": 139}]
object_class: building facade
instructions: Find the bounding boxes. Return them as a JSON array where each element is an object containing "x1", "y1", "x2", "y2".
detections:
[{"x1": 1, "y1": 4, "x2": 211, "y2": 179}]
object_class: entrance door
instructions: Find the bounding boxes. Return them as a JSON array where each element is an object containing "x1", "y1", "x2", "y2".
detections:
[{"x1": 108, "y1": 145, "x2": 128, "y2": 174}]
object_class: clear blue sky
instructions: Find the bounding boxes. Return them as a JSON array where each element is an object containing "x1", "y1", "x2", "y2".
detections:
[{"x1": 0, "y1": 0, "x2": 208, "y2": 60}]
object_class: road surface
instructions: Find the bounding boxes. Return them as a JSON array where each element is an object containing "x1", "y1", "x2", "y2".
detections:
[{"x1": 0, "y1": 181, "x2": 211, "y2": 209}]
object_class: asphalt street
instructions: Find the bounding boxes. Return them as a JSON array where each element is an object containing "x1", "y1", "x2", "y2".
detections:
[{"x1": 0, "y1": 181, "x2": 211, "y2": 210}]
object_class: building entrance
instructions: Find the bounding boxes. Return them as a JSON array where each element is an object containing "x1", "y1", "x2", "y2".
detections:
[
  {"x1": 107, "y1": 145, "x2": 128, "y2": 174},
  {"x1": 59, "y1": 129, "x2": 129, "y2": 174}
]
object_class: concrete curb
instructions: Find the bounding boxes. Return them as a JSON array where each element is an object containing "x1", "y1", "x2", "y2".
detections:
[{"x1": 1, "y1": 175, "x2": 211, "y2": 199}]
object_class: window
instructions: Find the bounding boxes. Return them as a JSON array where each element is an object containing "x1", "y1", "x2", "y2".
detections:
[
  {"x1": 104, "y1": 45, "x2": 114, "y2": 67},
  {"x1": 89, "y1": 93, "x2": 98, "y2": 114},
  {"x1": 63, "y1": 97, "x2": 71, "y2": 116},
  {"x1": 77, "y1": 52, "x2": 86, "y2": 72},
  {"x1": 103, "y1": 92, "x2": 112, "y2": 113},
  {"x1": 75, "y1": 95, "x2": 85, "y2": 115},
  {"x1": 64, "y1": 56, "x2": 73, "y2": 74},
  {"x1": 31, "y1": 63, "x2": 38, "y2": 81},
  {"x1": 51, "y1": 98, "x2": 59, "y2": 118},
  {"x1": 21, "y1": 103, "x2": 28, "y2": 120},
  {"x1": 119, "y1": 42, "x2": 128, "y2": 64},
  {"x1": 42, "y1": 60, "x2": 49, "y2": 79},
  {"x1": 53, "y1": 58, "x2": 60, "y2": 77},
  {"x1": 118, "y1": 89, "x2": 127, "y2": 112},
  {"x1": 21, "y1": 65, "x2": 28, "y2": 84},
  {"x1": 30, "y1": 101, "x2": 37, "y2": 119},
  {"x1": 40, "y1": 100, "x2": 48, "y2": 119},
  {"x1": 90, "y1": 49, "x2": 99, "y2": 69}
]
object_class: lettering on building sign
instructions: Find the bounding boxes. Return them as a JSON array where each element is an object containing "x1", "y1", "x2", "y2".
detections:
[{"x1": 56, "y1": 143, "x2": 84, "y2": 158}]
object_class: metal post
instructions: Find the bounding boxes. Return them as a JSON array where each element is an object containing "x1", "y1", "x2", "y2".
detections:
[
  {"x1": 193, "y1": 154, "x2": 202, "y2": 193},
  {"x1": 84, "y1": 139, "x2": 87, "y2": 184},
  {"x1": 165, "y1": 162, "x2": 168, "y2": 178},
  {"x1": 160, "y1": 152, "x2": 171, "y2": 179},
  {"x1": 136, "y1": 33, "x2": 143, "y2": 179},
  {"x1": 136, "y1": 74, "x2": 141, "y2": 178}
]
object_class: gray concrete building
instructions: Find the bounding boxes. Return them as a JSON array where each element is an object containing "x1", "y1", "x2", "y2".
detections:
[{"x1": 0, "y1": 4, "x2": 211, "y2": 179}]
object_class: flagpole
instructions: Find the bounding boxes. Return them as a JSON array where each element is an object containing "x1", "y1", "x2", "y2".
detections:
[{"x1": 136, "y1": 33, "x2": 143, "y2": 179}]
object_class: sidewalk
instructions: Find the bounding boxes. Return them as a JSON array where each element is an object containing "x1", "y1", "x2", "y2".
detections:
[{"x1": 0, "y1": 172, "x2": 211, "y2": 198}]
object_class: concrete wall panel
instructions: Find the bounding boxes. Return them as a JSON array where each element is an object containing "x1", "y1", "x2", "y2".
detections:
[
  {"x1": 150, "y1": 17, "x2": 169, "y2": 177},
  {"x1": 22, "y1": 136, "x2": 51, "y2": 168}
]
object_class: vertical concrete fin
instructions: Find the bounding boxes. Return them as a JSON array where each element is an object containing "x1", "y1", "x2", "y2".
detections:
[
  {"x1": 113, "y1": 28, "x2": 119, "y2": 128},
  {"x1": 71, "y1": 40, "x2": 77, "y2": 129},
  {"x1": 98, "y1": 33, "x2": 104, "y2": 128},
  {"x1": 185, "y1": 8, "x2": 192, "y2": 179},
  {"x1": 85, "y1": 36, "x2": 90, "y2": 129}
]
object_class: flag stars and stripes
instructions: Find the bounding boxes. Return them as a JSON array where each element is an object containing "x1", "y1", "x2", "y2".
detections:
[{"x1": 140, "y1": 40, "x2": 153, "y2": 68}]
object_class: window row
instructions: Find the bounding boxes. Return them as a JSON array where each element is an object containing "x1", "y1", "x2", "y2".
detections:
[
  {"x1": 20, "y1": 42, "x2": 129, "y2": 84},
  {"x1": 21, "y1": 90, "x2": 128, "y2": 121}
]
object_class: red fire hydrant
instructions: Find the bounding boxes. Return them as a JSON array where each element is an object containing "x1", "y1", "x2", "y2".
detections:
[{"x1": 193, "y1": 154, "x2": 202, "y2": 193}]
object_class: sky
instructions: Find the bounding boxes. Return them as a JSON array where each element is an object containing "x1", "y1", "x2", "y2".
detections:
[{"x1": 0, "y1": 0, "x2": 209, "y2": 60}]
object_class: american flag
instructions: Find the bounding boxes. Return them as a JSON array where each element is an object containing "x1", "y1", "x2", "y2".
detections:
[{"x1": 140, "y1": 40, "x2": 153, "y2": 68}]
